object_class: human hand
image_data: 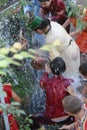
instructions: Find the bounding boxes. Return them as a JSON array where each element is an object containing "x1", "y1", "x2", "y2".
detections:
[
  {"x1": 45, "y1": 63, "x2": 51, "y2": 73},
  {"x1": 65, "y1": 86, "x2": 76, "y2": 96}
]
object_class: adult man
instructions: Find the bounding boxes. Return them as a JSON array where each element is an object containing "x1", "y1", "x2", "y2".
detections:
[{"x1": 27, "y1": 16, "x2": 80, "y2": 86}]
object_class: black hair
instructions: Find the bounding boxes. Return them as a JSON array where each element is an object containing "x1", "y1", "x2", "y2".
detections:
[
  {"x1": 50, "y1": 57, "x2": 66, "y2": 75},
  {"x1": 79, "y1": 62, "x2": 87, "y2": 76},
  {"x1": 36, "y1": 18, "x2": 50, "y2": 30}
]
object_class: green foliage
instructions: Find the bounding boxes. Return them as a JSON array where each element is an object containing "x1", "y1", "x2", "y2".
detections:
[
  {"x1": 17, "y1": 115, "x2": 33, "y2": 130},
  {"x1": 0, "y1": 0, "x2": 8, "y2": 8},
  {"x1": 65, "y1": 0, "x2": 87, "y2": 31}
]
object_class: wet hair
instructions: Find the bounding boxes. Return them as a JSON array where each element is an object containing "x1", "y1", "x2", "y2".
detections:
[
  {"x1": 62, "y1": 95, "x2": 82, "y2": 114},
  {"x1": 36, "y1": 18, "x2": 50, "y2": 30},
  {"x1": 49, "y1": 57, "x2": 66, "y2": 75},
  {"x1": 79, "y1": 62, "x2": 87, "y2": 76}
]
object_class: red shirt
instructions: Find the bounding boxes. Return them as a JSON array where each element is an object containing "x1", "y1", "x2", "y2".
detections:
[
  {"x1": 40, "y1": 72, "x2": 73, "y2": 119},
  {"x1": 41, "y1": 0, "x2": 67, "y2": 25},
  {"x1": 3, "y1": 84, "x2": 12, "y2": 104}
]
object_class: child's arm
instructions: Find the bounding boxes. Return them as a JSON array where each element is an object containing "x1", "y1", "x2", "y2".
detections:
[{"x1": 12, "y1": 90, "x2": 22, "y2": 103}]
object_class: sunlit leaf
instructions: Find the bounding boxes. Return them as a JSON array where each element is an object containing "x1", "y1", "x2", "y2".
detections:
[
  {"x1": 20, "y1": 51, "x2": 30, "y2": 58},
  {"x1": 28, "y1": 49, "x2": 36, "y2": 54},
  {"x1": 0, "y1": 48, "x2": 10, "y2": 55},
  {"x1": 10, "y1": 60, "x2": 21, "y2": 66},
  {"x1": 0, "y1": 60, "x2": 9, "y2": 68},
  {"x1": 10, "y1": 47, "x2": 18, "y2": 53},
  {"x1": 13, "y1": 54, "x2": 24, "y2": 60},
  {"x1": 0, "y1": 70, "x2": 6, "y2": 75},
  {"x1": 0, "y1": 53, "x2": 7, "y2": 58},
  {"x1": 12, "y1": 42, "x2": 23, "y2": 51},
  {"x1": 27, "y1": 54, "x2": 35, "y2": 59}
]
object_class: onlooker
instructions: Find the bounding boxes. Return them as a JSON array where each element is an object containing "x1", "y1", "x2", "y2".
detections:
[
  {"x1": 38, "y1": 0, "x2": 70, "y2": 32},
  {"x1": 0, "y1": 83, "x2": 22, "y2": 130},
  {"x1": 63, "y1": 5, "x2": 87, "y2": 63},
  {"x1": 61, "y1": 95, "x2": 87, "y2": 130}
]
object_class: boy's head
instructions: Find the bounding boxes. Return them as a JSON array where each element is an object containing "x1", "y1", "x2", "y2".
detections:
[
  {"x1": 62, "y1": 95, "x2": 82, "y2": 115},
  {"x1": 79, "y1": 62, "x2": 87, "y2": 78},
  {"x1": 27, "y1": 16, "x2": 50, "y2": 34},
  {"x1": 49, "y1": 57, "x2": 66, "y2": 75}
]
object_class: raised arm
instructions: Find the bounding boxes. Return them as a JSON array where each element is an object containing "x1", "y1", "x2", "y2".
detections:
[{"x1": 12, "y1": 90, "x2": 22, "y2": 103}]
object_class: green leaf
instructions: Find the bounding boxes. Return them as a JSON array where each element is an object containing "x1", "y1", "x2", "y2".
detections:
[
  {"x1": 0, "y1": 70, "x2": 6, "y2": 75},
  {"x1": 20, "y1": 51, "x2": 31, "y2": 58},
  {"x1": 0, "y1": 48, "x2": 10, "y2": 55},
  {"x1": 10, "y1": 60, "x2": 21, "y2": 66},
  {"x1": 28, "y1": 49, "x2": 36, "y2": 54},
  {"x1": 10, "y1": 47, "x2": 18, "y2": 53},
  {"x1": 13, "y1": 54, "x2": 24, "y2": 60},
  {"x1": 11, "y1": 102, "x2": 21, "y2": 106},
  {"x1": 0, "y1": 60, "x2": 9, "y2": 68}
]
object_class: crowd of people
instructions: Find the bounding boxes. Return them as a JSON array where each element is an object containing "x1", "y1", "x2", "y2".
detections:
[
  {"x1": 0, "y1": 0, "x2": 87, "y2": 129},
  {"x1": 24, "y1": 0, "x2": 87, "y2": 129}
]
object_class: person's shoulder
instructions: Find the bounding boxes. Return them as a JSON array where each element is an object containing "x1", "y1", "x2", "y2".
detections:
[{"x1": 51, "y1": 21, "x2": 61, "y2": 27}]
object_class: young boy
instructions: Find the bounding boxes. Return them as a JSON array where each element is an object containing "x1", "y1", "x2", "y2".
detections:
[{"x1": 61, "y1": 95, "x2": 87, "y2": 130}]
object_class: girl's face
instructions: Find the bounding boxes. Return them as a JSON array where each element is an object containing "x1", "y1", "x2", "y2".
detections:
[{"x1": 40, "y1": 0, "x2": 52, "y2": 8}]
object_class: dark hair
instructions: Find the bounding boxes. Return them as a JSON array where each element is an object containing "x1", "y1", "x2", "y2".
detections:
[
  {"x1": 50, "y1": 57, "x2": 66, "y2": 75},
  {"x1": 36, "y1": 18, "x2": 50, "y2": 30},
  {"x1": 62, "y1": 95, "x2": 82, "y2": 114},
  {"x1": 38, "y1": 0, "x2": 49, "y2": 2},
  {"x1": 79, "y1": 62, "x2": 87, "y2": 76}
]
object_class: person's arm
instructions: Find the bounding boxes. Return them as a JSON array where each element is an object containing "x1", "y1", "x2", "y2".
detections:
[
  {"x1": 59, "y1": 122, "x2": 78, "y2": 129},
  {"x1": 69, "y1": 29, "x2": 80, "y2": 37},
  {"x1": 40, "y1": 63, "x2": 51, "y2": 88},
  {"x1": 12, "y1": 90, "x2": 22, "y2": 103},
  {"x1": 63, "y1": 18, "x2": 71, "y2": 29}
]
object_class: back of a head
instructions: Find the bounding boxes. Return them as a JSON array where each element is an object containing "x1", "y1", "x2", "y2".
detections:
[
  {"x1": 79, "y1": 62, "x2": 87, "y2": 76},
  {"x1": 62, "y1": 95, "x2": 82, "y2": 114},
  {"x1": 27, "y1": 16, "x2": 50, "y2": 31},
  {"x1": 50, "y1": 57, "x2": 66, "y2": 75},
  {"x1": 37, "y1": 18, "x2": 50, "y2": 30}
]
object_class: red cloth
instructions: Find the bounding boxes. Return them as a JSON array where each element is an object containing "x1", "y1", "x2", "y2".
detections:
[
  {"x1": 70, "y1": 17, "x2": 87, "y2": 53},
  {"x1": 83, "y1": 104, "x2": 87, "y2": 130},
  {"x1": 3, "y1": 84, "x2": 12, "y2": 104},
  {"x1": 76, "y1": 31, "x2": 87, "y2": 53},
  {"x1": 0, "y1": 84, "x2": 19, "y2": 130},
  {"x1": 40, "y1": 72, "x2": 73, "y2": 119},
  {"x1": 41, "y1": 0, "x2": 67, "y2": 25}
]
